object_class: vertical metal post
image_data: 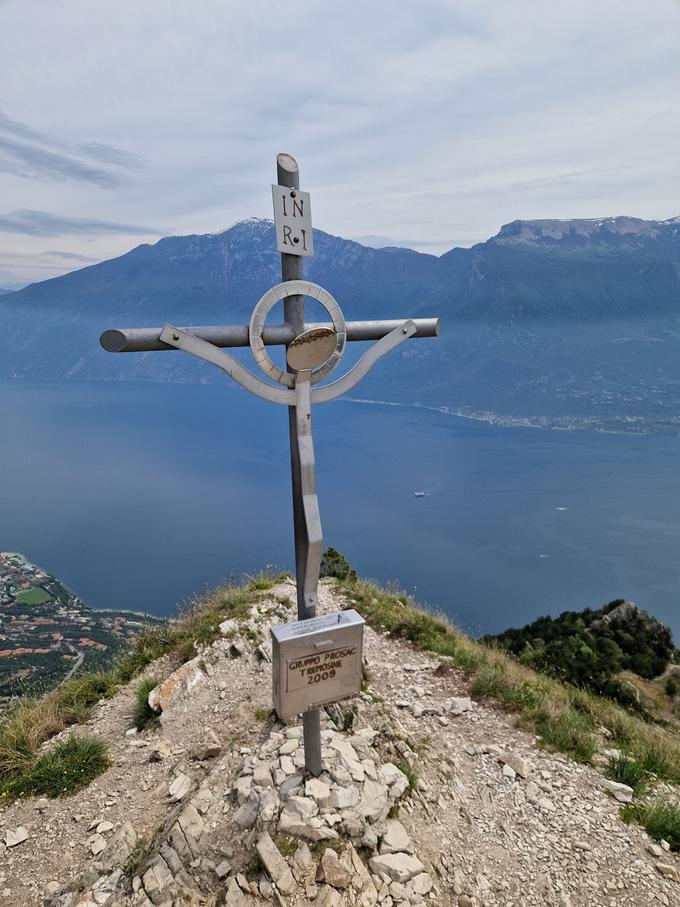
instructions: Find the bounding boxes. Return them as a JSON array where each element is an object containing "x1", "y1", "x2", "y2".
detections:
[{"x1": 276, "y1": 152, "x2": 322, "y2": 776}]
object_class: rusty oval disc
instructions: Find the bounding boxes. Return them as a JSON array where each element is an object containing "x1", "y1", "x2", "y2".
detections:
[{"x1": 286, "y1": 327, "x2": 338, "y2": 371}]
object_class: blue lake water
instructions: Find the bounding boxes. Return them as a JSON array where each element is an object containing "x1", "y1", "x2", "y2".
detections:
[{"x1": 2, "y1": 379, "x2": 680, "y2": 641}]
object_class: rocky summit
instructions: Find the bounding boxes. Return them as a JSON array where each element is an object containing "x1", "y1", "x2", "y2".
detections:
[{"x1": 1, "y1": 578, "x2": 679, "y2": 906}]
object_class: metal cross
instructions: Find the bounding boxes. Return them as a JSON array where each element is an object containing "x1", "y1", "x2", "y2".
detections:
[{"x1": 100, "y1": 153, "x2": 439, "y2": 775}]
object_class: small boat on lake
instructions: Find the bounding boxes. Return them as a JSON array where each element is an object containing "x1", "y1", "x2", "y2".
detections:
[{"x1": 414, "y1": 491, "x2": 426, "y2": 497}]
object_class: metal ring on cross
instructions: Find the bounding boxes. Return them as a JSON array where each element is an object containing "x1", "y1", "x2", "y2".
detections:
[{"x1": 249, "y1": 280, "x2": 346, "y2": 386}]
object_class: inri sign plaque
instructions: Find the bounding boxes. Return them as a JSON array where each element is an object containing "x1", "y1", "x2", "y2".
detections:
[
  {"x1": 272, "y1": 184, "x2": 314, "y2": 257},
  {"x1": 271, "y1": 610, "x2": 364, "y2": 719}
]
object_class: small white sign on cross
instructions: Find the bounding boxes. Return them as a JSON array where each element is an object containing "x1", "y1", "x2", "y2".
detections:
[{"x1": 272, "y1": 184, "x2": 314, "y2": 257}]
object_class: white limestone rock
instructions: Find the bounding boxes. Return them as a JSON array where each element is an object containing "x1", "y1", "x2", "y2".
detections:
[
  {"x1": 446, "y1": 696, "x2": 474, "y2": 715},
  {"x1": 177, "y1": 803, "x2": 205, "y2": 842},
  {"x1": 329, "y1": 785, "x2": 360, "y2": 810},
  {"x1": 408, "y1": 872, "x2": 433, "y2": 895},
  {"x1": 256, "y1": 831, "x2": 296, "y2": 895},
  {"x1": 498, "y1": 751, "x2": 530, "y2": 779},
  {"x1": 87, "y1": 833, "x2": 106, "y2": 855},
  {"x1": 378, "y1": 763, "x2": 410, "y2": 799},
  {"x1": 291, "y1": 842, "x2": 315, "y2": 883},
  {"x1": 380, "y1": 819, "x2": 412, "y2": 855},
  {"x1": 148, "y1": 657, "x2": 205, "y2": 712},
  {"x1": 168, "y1": 772, "x2": 192, "y2": 802},
  {"x1": 98, "y1": 822, "x2": 139, "y2": 871},
  {"x1": 306, "y1": 777, "x2": 332, "y2": 808},
  {"x1": 358, "y1": 779, "x2": 390, "y2": 822},
  {"x1": 215, "y1": 859, "x2": 232, "y2": 879},
  {"x1": 656, "y1": 863, "x2": 680, "y2": 881},
  {"x1": 232, "y1": 795, "x2": 260, "y2": 830},
  {"x1": 252, "y1": 764, "x2": 274, "y2": 788},
  {"x1": 234, "y1": 775, "x2": 252, "y2": 805},
  {"x1": 142, "y1": 857, "x2": 173, "y2": 905},
  {"x1": 193, "y1": 728, "x2": 222, "y2": 761},
  {"x1": 279, "y1": 755, "x2": 296, "y2": 776},
  {"x1": 347, "y1": 842, "x2": 379, "y2": 906},
  {"x1": 600, "y1": 779, "x2": 634, "y2": 803},
  {"x1": 278, "y1": 809, "x2": 339, "y2": 842},
  {"x1": 285, "y1": 795, "x2": 319, "y2": 821},
  {"x1": 5, "y1": 826, "x2": 29, "y2": 848},
  {"x1": 259, "y1": 788, "x2": 280, "y2": 823},
  {"x1": 368, "y1": 852, "x2": 426, "y2": 883},
  {"x1": 149, "y1": 741, "x2": 172, "y2": 762}
]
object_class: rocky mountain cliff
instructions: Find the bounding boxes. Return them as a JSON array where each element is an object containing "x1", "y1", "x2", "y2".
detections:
[{"x1": 3, "y1": 216, "x2": 680, "y2": 432}]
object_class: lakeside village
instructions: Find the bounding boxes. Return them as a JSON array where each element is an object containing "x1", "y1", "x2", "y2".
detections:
[{"x1": 0, "y1": 551, "x2": 163, "y2": 705}]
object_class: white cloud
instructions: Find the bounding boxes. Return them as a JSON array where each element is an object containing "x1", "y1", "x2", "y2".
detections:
[{"x1": 1, "y1": 0, "x2": 679, "y2": 279}]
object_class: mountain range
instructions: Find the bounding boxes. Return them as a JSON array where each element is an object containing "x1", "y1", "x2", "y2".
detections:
[{"x1": 3, "y1": 215, "x2": 680, "y2": 433}]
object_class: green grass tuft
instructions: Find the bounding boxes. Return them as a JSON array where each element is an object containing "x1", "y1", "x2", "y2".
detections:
[
  {"x1": 245, "y1": 567, "x2": 288, "y2": 591},
  {"x1": 636, "y1": 739, "x2": 680, "y2": 785},
  {"x1": 123, "y1": 835, "x2": 152, "y2": 876},
  {"x1": 1, "y1": 734, "x2": 109, "y2": 798},
  {"x1": 395, "y1": 757, "x2": 418, "y2": 792},
  {"x1": 607, "y1": 754, "x2": 647, "y2": 792},
  {"x1": 134, "y1": 677, "x2": 161, "y2": 731},
  {"x1": 247, "y1": 576, "x2": 276, "y2": 591},
  {"x1": 622, "y1": 801, "x2": 680, "y2": 850},
  {"x1": 58, "y1": 671, "x2": 119, "y2": 709},
  {"x1": 273, "y1": 835, "x2": 299, "y2": 859},
  {"x1": 535, "y1": 712, "x2": 597, "y2": 762}
]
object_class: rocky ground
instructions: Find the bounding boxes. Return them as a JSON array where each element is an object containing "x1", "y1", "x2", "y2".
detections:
[{"x1": 1, "y1": 578, "x2": 679, "y2": 906}]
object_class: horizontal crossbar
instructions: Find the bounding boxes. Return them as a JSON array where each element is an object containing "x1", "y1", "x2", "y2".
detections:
[{"x1": 100, "y1": 318, "x2": 439, "y2": 353}]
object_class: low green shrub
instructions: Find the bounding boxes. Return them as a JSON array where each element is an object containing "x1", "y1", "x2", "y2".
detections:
[{"x1": 1, "y1": 735, "x2": 109, "y2": 798}]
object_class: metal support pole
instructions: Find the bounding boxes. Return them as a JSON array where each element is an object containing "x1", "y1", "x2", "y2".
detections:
[
  {"x1": 294, "y1": 371, "x2": 323, "y2": 617},
  {"x1": 277, "y1": 152, "x2": 322, "y2": 776}
]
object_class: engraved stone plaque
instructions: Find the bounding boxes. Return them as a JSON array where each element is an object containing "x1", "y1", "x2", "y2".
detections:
[
  {"x1": 271, "y1": 609, "x2": 364, "y2": 719},
  {"x1": 272, "y1": 184, "x2": 314, "y2": 257}
]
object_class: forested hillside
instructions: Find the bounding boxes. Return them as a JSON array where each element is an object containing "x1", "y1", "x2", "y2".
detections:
[{"x1": 488, "y1": 599, "x2": 678, "y2": 706}]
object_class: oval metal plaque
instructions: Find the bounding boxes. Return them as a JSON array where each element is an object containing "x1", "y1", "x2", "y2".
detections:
[{"x1": 286, "y1": 327, "x2": 337, "y2": 371}]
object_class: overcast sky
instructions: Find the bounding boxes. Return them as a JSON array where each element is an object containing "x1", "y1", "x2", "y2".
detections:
[{"x1": 1, "y1": 0, "x2": 680, "y2": 284}]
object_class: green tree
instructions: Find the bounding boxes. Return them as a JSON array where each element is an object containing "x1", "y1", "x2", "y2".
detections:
[{"x1": 320, "y1": 547, "x2": 357, "y2": 583}]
